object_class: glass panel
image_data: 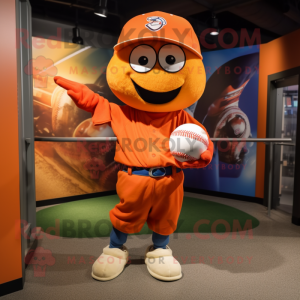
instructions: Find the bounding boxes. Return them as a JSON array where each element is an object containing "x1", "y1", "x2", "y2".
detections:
[{"x1": 278, "y1": 84, "x2": 298, "y2": 214}]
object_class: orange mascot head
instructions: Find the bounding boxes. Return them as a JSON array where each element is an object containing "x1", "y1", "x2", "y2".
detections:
[{"x1": 106, "y1": 11, "x2": 206, "y2": 112}]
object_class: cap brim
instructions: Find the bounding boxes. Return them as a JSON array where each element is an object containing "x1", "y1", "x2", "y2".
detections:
[{"x1": 114, "y1": 36, "x2": 203, "y2": 59}]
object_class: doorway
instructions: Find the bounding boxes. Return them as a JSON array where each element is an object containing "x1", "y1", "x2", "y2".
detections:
[
  {"x1": 276, "y1": 83, "x2": 298, "y2": 214},
  {"x1": 266, "y1": 68, "x2": 300, "y2": 225}
]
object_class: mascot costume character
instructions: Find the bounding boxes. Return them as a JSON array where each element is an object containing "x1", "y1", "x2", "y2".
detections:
[{"x1": 54, "y1": 11, "x2": 214, "y2": 282}]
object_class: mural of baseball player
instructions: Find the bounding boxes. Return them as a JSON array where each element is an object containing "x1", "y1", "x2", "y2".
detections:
[
  {"x1": 194, "y1": 52, "x2": 259, "y2": 167},
  {"x1": 184, "y1": 49, "x2": 259, "y2": 195},
  {"x1": 54, "y1": 11, "x2": 213, "y2": 282}
]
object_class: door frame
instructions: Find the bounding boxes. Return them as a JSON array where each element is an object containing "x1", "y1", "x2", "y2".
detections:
[
  {"x1": 16, "y1": 0, "x2": 36, "y2": 284},
  {"x1": 265, "y1": 66, "x2": 300, "y2": 225}
]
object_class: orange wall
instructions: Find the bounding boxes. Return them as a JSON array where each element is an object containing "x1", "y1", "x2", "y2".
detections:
[
  {"x1": 256, "y1": 28, "x2": 300, "y2": 198},
  {"x1": 0, "y1": 0, "x2": 23, "y2": 285}
]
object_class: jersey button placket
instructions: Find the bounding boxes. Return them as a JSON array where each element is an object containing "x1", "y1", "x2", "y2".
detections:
[{"x1": 150, "y1": 126, "x2": 157, "y2": 160}]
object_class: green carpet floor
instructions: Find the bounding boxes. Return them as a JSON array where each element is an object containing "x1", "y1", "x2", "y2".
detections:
[{"x1": 36, "y1": 195, "x2": 259, "y2": 238}]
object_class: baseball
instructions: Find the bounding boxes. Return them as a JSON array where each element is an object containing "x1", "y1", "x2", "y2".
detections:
[{"x1": 169, "y1": 123, "x2": 209, "y2": 162}]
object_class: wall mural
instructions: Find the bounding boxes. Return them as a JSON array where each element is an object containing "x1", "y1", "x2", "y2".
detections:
[
  {"x1": 32, "y1": 38, "x2": 259, "y2": 200},
  {"x1": 31, "y1": 38, "x2": 122, "y2": 201},
  {"x1": 184, "y1": 46, "x2": 260, "y2": 197}
]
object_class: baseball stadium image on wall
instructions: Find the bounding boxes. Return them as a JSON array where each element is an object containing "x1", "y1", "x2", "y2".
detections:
[{"x1": 32, "y1": 40, "x2": 123, "y2": 201}]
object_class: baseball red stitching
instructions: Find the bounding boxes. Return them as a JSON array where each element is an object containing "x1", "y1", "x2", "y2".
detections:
[
  {"x1": 171, "y1": 130, "x2": 209, "y2": 148},
  {"x1": 170, "y1": 151, "x2": 197, "y2": 161}
]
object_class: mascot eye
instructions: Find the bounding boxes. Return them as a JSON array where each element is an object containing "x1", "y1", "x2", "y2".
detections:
[
  {"x1": 158, "y1": 44, "x2": 185, "y2": 73},
  {"x1": 138, "y1": 56, "x2": 148, "y2": 65},
  {"x1": 130, "y1": 45, "x2": 157, "y2": 73},
  {"x1": 165, "y1": 55, "x2": 175, "y2": 65}
]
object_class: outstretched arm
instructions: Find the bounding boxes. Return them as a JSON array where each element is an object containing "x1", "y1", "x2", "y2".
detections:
[
  {"x1": 54, "y1": 76, "x2": 101, "y2": 113},
  {"x1": 54, "y1": 76, "x2": 113, "y2": 125}
]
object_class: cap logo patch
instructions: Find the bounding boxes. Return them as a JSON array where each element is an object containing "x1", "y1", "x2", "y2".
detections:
[{"x1": 145, "y1": 16, "x2": 167, "y2": 32}]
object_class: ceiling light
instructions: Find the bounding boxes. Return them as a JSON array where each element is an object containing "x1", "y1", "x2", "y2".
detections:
[
  {"x1": 210, "y1": 14, "x2": 219, "y2": 36},
  {"x1": 95, "y1": 0, "x2": 108, "y2": 17},
  {"x1": 72, "y1": 27, "x2": 84, "y2": 45},
  {"x1": 72, "y1": 8, "x2": 84, "y2": 45},
  {"x1": 210, "y1": 29, "x2": 219, "y2": 36}
]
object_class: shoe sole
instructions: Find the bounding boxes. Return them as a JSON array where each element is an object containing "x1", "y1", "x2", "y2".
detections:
[
  {"x1": 146, "y1": 266, "x2": 182, "y2": 281},
  {"x1": 91, "y1": 267, "x2": 125, "y2": 282}
]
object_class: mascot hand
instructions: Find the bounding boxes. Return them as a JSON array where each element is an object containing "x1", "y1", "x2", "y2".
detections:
[
  {"x1": 200, "y1": 140, "x2": 214, "y2": 165},
  {"x1": 213, "y1": 106, "x2": 251, "y2": 164},
  {"x1": 54, "y1": 76, "x2": 100, "y2": 113},
  {"x1": 200, "y1": 139, "x2": 214, "y2": 165}
]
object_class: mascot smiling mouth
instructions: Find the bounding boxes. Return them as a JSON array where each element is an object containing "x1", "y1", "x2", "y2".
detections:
[{"x1": 131, "y1": 79, "x2": 182, "y2": 104}]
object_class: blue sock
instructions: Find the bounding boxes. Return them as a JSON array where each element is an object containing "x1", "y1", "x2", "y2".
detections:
[
  {"x1": 152, "y1": 231, "x2": 169, "y2": 249},
  {"x1": 109, "y1": 227, "x2": 128, "y2": 248}
]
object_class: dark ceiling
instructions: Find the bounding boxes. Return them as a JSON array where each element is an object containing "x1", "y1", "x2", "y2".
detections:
[{"x1": 29, "y1": 0, "x2": 300, "y2": 50}]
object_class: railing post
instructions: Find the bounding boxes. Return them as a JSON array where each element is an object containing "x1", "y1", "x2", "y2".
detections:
[{"x1": 268, "y1": 142, "x2": 274, "y2": 217}]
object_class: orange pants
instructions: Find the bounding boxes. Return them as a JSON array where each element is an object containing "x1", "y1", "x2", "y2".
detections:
[{"x1": 110, "y1": 168, "x2": 184, "y2": 235}]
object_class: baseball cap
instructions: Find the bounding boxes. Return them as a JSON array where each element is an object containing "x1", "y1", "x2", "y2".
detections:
[{"x1": 114, "y1": 11, "x2": 203, "y2": 59}]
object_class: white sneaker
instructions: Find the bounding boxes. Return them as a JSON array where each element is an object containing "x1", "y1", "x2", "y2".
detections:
[
  {"x1": 92, "y1": 245, "x2": 128, "y2": 281},
  {"x1": 145, "y1": 245, "x2": 182, "y2": 281}
]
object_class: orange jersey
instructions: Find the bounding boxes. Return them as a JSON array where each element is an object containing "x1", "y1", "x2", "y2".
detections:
[{"x1": 92, "y1": 97, "x2": 213, "y2": 169}]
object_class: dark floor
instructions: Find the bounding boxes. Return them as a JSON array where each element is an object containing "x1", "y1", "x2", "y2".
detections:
[{"x1": 3, "y1": 193, "x2": 300, "y2": 300}]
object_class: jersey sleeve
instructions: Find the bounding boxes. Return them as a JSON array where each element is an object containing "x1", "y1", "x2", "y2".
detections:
[
  {"x1": 179, "y1": 110, "x2": 207, "y2": 130},
  {"x1": 91, "y1": 96, "x2": 118, "y2": 125},
  {"x1": 176, "y1": 110, "x2": 214, "y2": 169}
]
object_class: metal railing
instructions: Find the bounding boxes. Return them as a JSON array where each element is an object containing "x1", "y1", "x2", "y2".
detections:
[
  {"x1": 32, "y1": 137, "x2": 293, "y2": 143},
  {"x1": 32, "y1": 137, "x2": 294, "y2": 217}
]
